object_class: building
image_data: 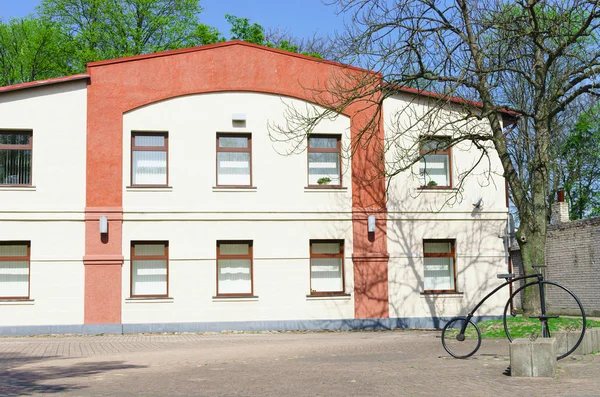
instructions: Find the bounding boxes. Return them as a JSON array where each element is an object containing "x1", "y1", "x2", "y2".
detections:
[{"x1": 0, "y1": 41, "x2": 511, "y2": 335}]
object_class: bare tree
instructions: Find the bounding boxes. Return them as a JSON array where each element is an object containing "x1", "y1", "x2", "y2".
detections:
[{"x1": 270, "y1": 0, "x2": 600, "y2": 312}]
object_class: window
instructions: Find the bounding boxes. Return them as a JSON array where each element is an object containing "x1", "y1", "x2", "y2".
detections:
[
  {"x1": 308, "y1": 135, "x2": 341, "y2": 187},
  {"x1": 419, "y1": 138, "x2": 451, "y2": 188},
  {"x1": 216, "y1": 241, "x2": 253, "y2": 296},
  {"x1": 130, "y1": 242, "x2": 168, "y2": 297},
  {"x1": 423, "y1": 240, "x2": 456, "y2": 293},
  {"x1": 216, "y1": 134, "x2": 252, "y2": 186},
  {"x1": 310, "y1": 240, "x2": 344, "y2": 295},
  {"x1": 0, "y1": 131, "x2": 32, "y2": 186},
  {"x1": 131, "y1": 132, "x2": 168, "y2": 186},
  {"x1": 0, "y1": 242, "x2": 30, "y2": 299}
]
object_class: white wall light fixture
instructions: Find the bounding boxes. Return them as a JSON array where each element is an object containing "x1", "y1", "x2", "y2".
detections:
[
  {"x1": 367, "y1": 215, "x2": 376, "y2": 233},
  {"x1": 99, "y1": 216, "x2": 108, "y2": 234},
  {"x1": 232, "y1": 113, "x2": 246, "y2": 122}
]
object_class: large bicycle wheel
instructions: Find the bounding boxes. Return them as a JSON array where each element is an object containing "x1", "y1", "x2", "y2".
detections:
[
  {"x1": 441, "y1": 317, "x2": 482, "y2": 359},
  {"x1": 503, "y1": 281, "x2": 586, "y2": 360}
]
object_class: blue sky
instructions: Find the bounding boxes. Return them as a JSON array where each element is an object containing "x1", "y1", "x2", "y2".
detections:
[{"x1": 0, "y1": 0, "x2": 346, "y2": 39}]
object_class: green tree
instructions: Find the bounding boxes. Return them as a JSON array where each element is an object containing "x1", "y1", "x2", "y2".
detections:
[
  {"x1": 39, "y1": 0, "x2": 224, "y2": 70},
  {"x1": 0, "y1": 17, "x2": 75, "y2": 86},
  {"x1": 560, "y1": 105, "x2": 600, "y2": 219},
  {"x1": 224, "y1": 14, "x2": 323, "y2": 58}
]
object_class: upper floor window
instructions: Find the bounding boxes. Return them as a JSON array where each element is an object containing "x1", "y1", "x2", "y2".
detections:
[
  {"x1": 0, "y1": 131, "x2": 32, "y2": 186},
  {"x1": 216, "y1": 241, "x2": 253, "y2": 296},
  {"x1": 423, "y1": 240, "x2": 456, "y2": 293},
  {"x1": 216, "y1": 134, "x2": 252, "y2": 187},
  {"x1": 130, "y1": 241, "x2": 169, "y2": 298},
  {"x1": 308, "y1": 135, "x2": 341, "y2": 187},
  {"x1": 419, "y1": 137, "x2": 451, "y2": 188},
  {"x1": 131, "y1": 132, "x2": 168, "y2": 186},
  {"x1": 0, "y1": 242, "x2": 30, "y2": 299},
  {"x1": 310, "y1": 240, "x2": 345, "y2": 295}
]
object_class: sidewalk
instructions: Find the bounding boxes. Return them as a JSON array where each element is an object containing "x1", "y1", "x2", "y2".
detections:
[{"x1": 0, "y1": 330, "x2": 598, "y2": 396}]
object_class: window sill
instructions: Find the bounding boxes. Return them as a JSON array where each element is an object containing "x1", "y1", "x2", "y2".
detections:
[
  {"x1": 212, "y1": 186, "x2": 257, "y2": 192},
  {"x1": 0, "y1": 186, "x2": 36, "y2": 191},
  {"x1": 212, "y1": 296, "x2": 259, "y2": 302},
  {"x1": 126, "y1": 186, "x2": 173, "y2": 192},
  {"x1": 125, "y1": 297, "x2": 174, "y2": 303},
  {"x1": 420, "y1": 292, "x2": 464, "y2": 298},
  {"x1": 0, "y1": 299, "x2": 35, "y2": 305},
  {"x1": 304, "y1": 186, "x2": 348, "y2": 192},
  {"x1": 306, "y1": 294, "x2": 351, "y2": 301},
  {"x1": 417, "y1": 187, "x2": 457, "y2": 192}
]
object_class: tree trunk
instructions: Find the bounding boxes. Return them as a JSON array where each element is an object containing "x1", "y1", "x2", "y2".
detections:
[{"x1": 517, "y1": 117, "x2": 550, "y2": 317}]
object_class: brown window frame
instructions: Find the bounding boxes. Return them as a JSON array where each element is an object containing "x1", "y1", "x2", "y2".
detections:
[
  {"x1": 130, "y1": 241, "x2": 169, "y2": 298},
  {"x1": 307, "y1": 134, "x2": 342, "y2": 188},
  {"x1": 423, "y1": 239, "x2": 457, "y2": 294},
  {"x1": 0, "y1": 131, "x2": 33, "y2": 187},
  {"x1": 419, "y1": 137, "x2": 452, "y2": 189},
  {"x1": 130, "y1": 132, "x2": 169, "y2": 187},
  {"x1": 309, "y1": 239, "x2": 345, "y2": 296},
  {"x1": 216, "y1": 240, "x2": 254, "y2": 297},
  {"x1": 216, "y1": 133, "x2": 253, "y2": 187},
  {"x1": 0, "y1": 241, "x2": 31, "y2": 300}
]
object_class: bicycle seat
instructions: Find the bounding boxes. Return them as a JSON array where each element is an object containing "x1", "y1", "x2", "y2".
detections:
[{"x1": 497, "y1": 273, "x2": 514, "y2": 279}]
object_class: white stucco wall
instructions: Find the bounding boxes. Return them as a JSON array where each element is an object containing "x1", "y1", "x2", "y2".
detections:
[
  {"x1": 0, "y1": 81, "x2": 87, "y2": 326},
  {"x1": 121, "y1": 92, "x2": 355, "y2": 324},
  {"x1": 383, "y1": 94, "x2": 509, "y2": 319}
]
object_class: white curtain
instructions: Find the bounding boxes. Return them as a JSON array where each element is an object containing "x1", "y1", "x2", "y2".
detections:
[
  {"x1": 132, "y1": 243, "x2": 167, "y2": 296},
  {"x1": 424, "y1": 257, "x2": 454, "y2": 290},
  {"x1": 423, "y1": 242, "x2": 454, "y2": 290},
  {"x1": 419, "y1": 154, "x2": 449, "y2": 186},
  {"x1": 218, "y1": 259, "x2": 251, "y2": 294},
  {"x1": 132, "y1": 151, "x2": 167, "y2": 185},
  {"x1": 311, "y1": 258, "x2": 342, "y2": 292},
  {"x1": 132, "y1": 259, "x2": 167, "y2": 296},
  {"x1": 308, "y1": 152, "x2": 340, "y2": 185},
  {"x1": 0, "y1": 244, "x2": 29, "y2": 298},
  {"x1": 218, "y1": 152, "x2": 250, "y2": 185}
]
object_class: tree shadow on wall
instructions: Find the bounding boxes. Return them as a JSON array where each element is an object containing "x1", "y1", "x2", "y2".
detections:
[{"x1": 0, "y1": 354, "x2": 146, "y2": 397}]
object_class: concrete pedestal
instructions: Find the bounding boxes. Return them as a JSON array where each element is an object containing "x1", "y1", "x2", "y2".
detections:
[{"x1": 510, "y1": 338, "x2": 556, "y2": 378}]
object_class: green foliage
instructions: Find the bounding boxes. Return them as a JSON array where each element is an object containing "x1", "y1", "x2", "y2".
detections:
[
  {"x1": 317, "y1": 177, "x2": 331, "y2": 185},
  {"x1": 560, "y1": 106, "x2": 600, "y2": 219},
  {"x1": 225, "y1": 14, "x2": 265, "y2": 45},
  {"x1": 38, "y1": 0, "x2": 225, "y2": 70},
  {"x1": 224, "y1": 14, "x2": 322, "y2": 59},
  {"x1": 475, "y1": 317, "x2": 600, "y2": 339},
  {"x1": 0, "y1": 17, "x2": 75, "y2": 86}
]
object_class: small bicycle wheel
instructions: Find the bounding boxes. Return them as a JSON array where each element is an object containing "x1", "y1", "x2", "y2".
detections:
[
  {"x1": 441, "y1": 317, "x2": 482, "y2": 359},
  {"x1": 503, "y1": 281, "x2": 586, "y2": 360}
]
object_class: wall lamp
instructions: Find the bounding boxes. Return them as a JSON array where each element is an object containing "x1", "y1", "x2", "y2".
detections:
[
  {"x1": 367, "y1": 215, "x2": 376, "y2": 233},
  {"x1": 232, "y1": 113, "x2": 246, "y2": 122},
  {"x1": 99, "y1": 216, "x2": 108, "y2": 234}
]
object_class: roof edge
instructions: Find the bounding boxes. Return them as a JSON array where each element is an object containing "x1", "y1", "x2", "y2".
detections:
[
  {"x1": 0, "y1": 74, "x2": 90, "y2": 95},
  {"x1": 86, "y1": 40, "x2": 376, "y2": 75},
  {"x1": 391, "y1": 85, "x2": 520, "y2": 118}
]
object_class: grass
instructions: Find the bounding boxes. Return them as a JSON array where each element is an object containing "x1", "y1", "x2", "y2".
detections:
[
  {"x1": 476, "y1": 316, "x2": 600, "y2": 339},
  {"x1": 444, "y1": 316, "x2": 600, "y2": 340}
]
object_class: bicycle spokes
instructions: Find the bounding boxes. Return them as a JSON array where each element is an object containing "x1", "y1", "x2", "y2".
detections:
[{"x1": 441, "y1": 318, "x2": 481, "y2": 359}]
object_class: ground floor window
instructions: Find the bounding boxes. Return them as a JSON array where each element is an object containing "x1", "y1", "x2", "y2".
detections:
[
  {"x1": 423, "y1": 239, "x2": 456, "y2": 293},
  {"x1": 0, "y1": 242, "x2": 30, "y2": 299},
  {"x1": 130, "y1": 241, "x2": 169, "y2": 297},
  {"x1": 310, "y1": 240, "x2": 344, "y2": 295},
  {"x1": 217, "y1": 241, "x2": 253, "y2": 296}
]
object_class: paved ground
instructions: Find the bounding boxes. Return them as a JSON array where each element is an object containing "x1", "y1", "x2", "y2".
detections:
[{"x1": 0, "y1": 330, "x2": 598, "y2": 397}]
